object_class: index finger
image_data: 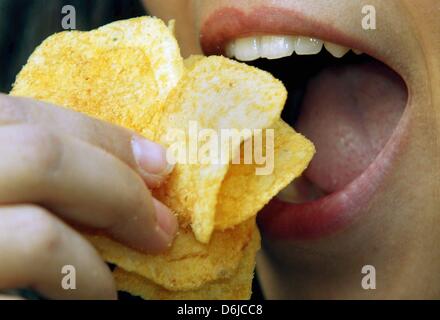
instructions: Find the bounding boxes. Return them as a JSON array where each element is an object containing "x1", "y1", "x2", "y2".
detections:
[{"x1": 0, "y1": 94, "x2": 172, "y2": 188}]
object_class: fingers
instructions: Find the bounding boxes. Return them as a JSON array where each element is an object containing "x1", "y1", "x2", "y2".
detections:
[
  {"x1": 0, "y1": 124, "x2": 177, "y2": 253},
  {"x1": 0, "y1": 205, "x2": 116, "y2": 300},
  {"x1": 131, "y1": 135, "x2": 173, "y2": 188},
  {"x1": 0, "y1": 94, "x2": 172, "y2": 188}
]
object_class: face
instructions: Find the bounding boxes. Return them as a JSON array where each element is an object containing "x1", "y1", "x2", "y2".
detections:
[{"x1": 143, "y1": 0, "x2": 440, "y2": 299}]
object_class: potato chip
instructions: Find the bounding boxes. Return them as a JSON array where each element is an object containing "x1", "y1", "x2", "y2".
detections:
[
  {"x1": 11, "y1": 17, "x2": 184, "y2": 135},
  {"x1": 183, "y1": 55, "x2": 205, "y2": 71},
  {"x1": 215, "y1": 120, "x2": 315, "y2": 229},
  {"x1": 151, "y1": 56, "x2": 287, "y2": 242},
  {"x1": 97, "y1": 17, "x2": 184, "y2": 102},
  {"x1": 88, "y1": 219, "x2": 255, "y2": 291},
  {"x1": 113, "y1": 226, "x2": 260, "y2": 300}
]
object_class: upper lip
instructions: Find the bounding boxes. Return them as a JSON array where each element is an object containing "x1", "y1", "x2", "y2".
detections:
[
  {"x1": 199, "y1": 4, "x2": 410, "y2": 83},
  {"x1": 200, "y1": 6, "x2": 369, "y2": 58}
]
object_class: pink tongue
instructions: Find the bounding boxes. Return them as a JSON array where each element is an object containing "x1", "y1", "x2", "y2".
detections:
[{"x1": 296, "y1": 61, "x2": 407, "y2": 193}]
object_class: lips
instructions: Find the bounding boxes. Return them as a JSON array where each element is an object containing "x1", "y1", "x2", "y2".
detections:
[
  {"x1": 200, "y1": 5, "x2": 409, "y2": 240},
  {"x1": 201, "y1": 6, "x2": 358, "y2": 55}
]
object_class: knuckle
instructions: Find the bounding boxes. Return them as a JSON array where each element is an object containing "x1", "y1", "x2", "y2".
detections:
[
  {"x1": 18, "y1": 205, "x2": 62, "y2": 256},
  {"x1": 0, "y1": 94, "x2": 26, "y2": 124},
  {"x1": 16, "y1": 126, "x2": 64, "y2": 178}
]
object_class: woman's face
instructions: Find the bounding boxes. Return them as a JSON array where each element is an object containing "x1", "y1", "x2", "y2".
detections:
[{"x1": 143, "y1": 0, "x2": 440, "y2": 298}]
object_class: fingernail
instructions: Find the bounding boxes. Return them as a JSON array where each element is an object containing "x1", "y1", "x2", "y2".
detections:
[
  {"x1": 153, "y1": 199, "x2": 178, "y2": 242},
  {"x1": 131, "y1": 136, "x2": 173, "y2": 177}
]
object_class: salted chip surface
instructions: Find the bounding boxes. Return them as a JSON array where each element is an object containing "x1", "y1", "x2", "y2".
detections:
[
  {"x1": 11, "y1": 19, "x2": 289, "y2": 243},
  {"x1": 113, "y1": 226, "x2": 260, "y2": 300},
  {"x1": 87, "y1": 219, "x2": 255, "y2": 291},
  {"x1": 215, "y1": 120, "x2": 315, "y2": 229},
  {"x1": 11, "y1": 17, "x2": 184, "y2": 134},
  {"x1": 183, "y1": 55, "x2": 205, "y2": 71},
  {"x1": 97, "y1": 18, "x2": 184, "y2": 102}
]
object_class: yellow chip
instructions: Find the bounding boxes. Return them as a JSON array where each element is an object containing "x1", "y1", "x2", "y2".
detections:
[
  {"x1": 215, "y1": 120, "x2": 315, "y2": 229},
  {"x1": 11, "y1": 17, "x2": 184, "y2": 135},
  {"x1": 97, "y1": 17, "x2": 184, "y2": 102},
  {"x1": 151, "y1": 56, "x2": 287, "y2": 242},
  {"x1": 113, "y1": 226, "x2": 260, "y2": 300},
  {"x1": 183, "y1": 55, "x2": 205, "y2": 71},
  {"x1": 88, "y1": 219, "x2": 255, "y2": 291}
]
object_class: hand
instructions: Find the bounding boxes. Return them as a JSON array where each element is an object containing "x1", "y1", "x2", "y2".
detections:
[{"x1": 0, "y1": 94, "x2": 178, "y2": 299}]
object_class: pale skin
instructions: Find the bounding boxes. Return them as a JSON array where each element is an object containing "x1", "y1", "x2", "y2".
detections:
[
  {"x1": 0, "y1": 0, "x2": 438, "y2": 299},
  {"x1": 144, "y1": 0, "x2": 440, "y2": 299}
]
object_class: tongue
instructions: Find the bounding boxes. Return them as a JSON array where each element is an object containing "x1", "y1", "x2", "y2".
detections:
[{"x1": 296, "y1": 60, "x2": 407, "y2": 193}]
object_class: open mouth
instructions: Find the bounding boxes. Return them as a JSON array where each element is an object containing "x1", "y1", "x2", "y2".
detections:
[{"x1": 200, "y1": 7, "x2": 409, "y2": 240}]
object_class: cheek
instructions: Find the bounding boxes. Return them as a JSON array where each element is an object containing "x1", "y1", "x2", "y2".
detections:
[
  {"x1": 143, "y1": 0, "x2": 189, "y2": 18},
  {"x1": 142, "y1": 0, "x2": 201, "y2": 56}
]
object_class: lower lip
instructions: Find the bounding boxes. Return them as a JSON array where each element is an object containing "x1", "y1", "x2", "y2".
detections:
[{"x1": 258, "y1": 113, "x2": 410, "y2": 240}]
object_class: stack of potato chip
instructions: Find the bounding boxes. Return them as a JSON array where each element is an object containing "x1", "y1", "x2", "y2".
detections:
[{"x1": 10, "y1": 17, "x2": 314, "y2": 299}]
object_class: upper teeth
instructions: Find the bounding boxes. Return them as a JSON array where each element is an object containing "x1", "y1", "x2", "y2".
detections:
[
  {"x1": 225, "y1": 35, "x2": 361, "y2": 61},
  {"x1": 323, "y1": 42, "x2": 350, "y2": 58},
  {"x1": 261, "y1": 35, "x2": 296, "y2": 60},
  {"x1": 296, "y1": 36, "x2": 323, "y2": 55}
]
